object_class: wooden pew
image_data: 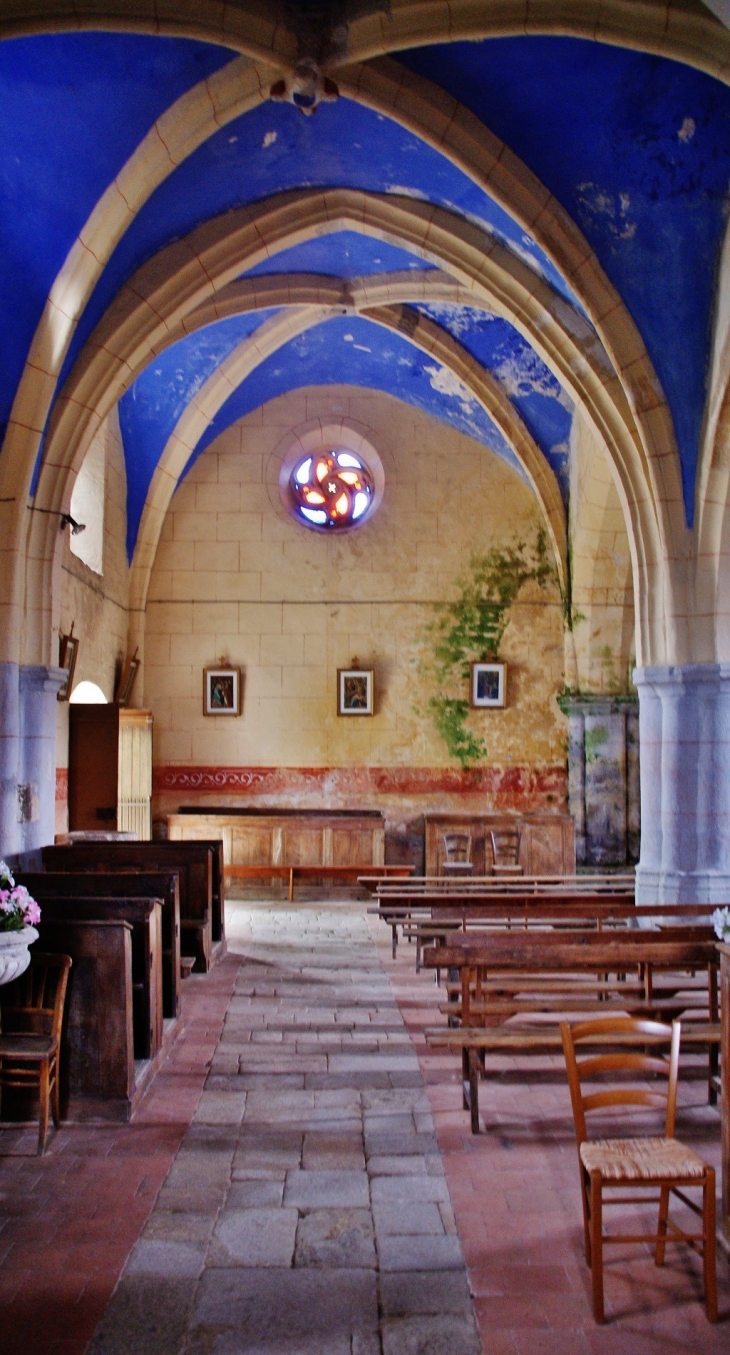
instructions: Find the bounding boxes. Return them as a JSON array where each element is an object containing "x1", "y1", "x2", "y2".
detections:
[
  {"x1": 20, "y1": 871, "x2": 181, "y2": 1019},
  {"x1": 371, "y1": 880, "x2": 637, "y2": 956},
  {"x1": 422, "y1": 928, "x2": 719, "y2": 1132},
  {"x1": 226, "y1": 862, "x2": 415, "y2": 901},
  {"x1": 32, "y1": 896, "x2": 163, "y2": 1061},
  {"x1": 43, "y1": 840, "x2": 224, "y2": 972},
  {"x1": 27, "y1": 918, "x2": 137, "y2": 1119}
]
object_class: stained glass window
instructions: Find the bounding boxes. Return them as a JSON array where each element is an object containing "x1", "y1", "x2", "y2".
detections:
[{"x1": 290, "y1": 450, "x2": 375, "y2": 530}]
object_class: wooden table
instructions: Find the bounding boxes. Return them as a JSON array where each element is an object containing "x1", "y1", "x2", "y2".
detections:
[{"x1": 225, "y1": 863, "x2": 414, "y2": 902}]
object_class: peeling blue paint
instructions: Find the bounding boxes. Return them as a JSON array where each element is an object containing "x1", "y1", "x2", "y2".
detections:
[
  {"x1": 62, "y1": 95, "x2": 575, "y2": 397},
  {"x1": 182, "y1": 314, "x2": 525, "y2": 495},
  {"x1": 0, "y1": 33, "x2": 234, "y2": 456},
  {"x1": 413, "y1": 303, "x2": 572, "y2": 502},
  {"x1": 118, "y1": 310, "x2": 279, "y2": 559},
  {"x1": 399, "y1": 37, "x2": 730, "y2": 522},
  {"x1": 243, "y1": 230, "x2": 438, "y2": 279}
]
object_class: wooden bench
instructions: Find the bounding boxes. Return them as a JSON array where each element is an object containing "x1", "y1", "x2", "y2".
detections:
[
  {"x1": 43, "y1": 841, "x2": 224, "y2": 973},
  {"x1": 372, "y1": 881, "x2": 637, "y2": 956},
  {"x1": 20, "y1": 870, "x2": 181, "y2": 1019},
  {"x1": 401, "y1": 901, "x2": 714, "y2": 970},
  {"x1": 422, "y1": 928, "x2": 719, "y2": 1132},
  {"x1": 226, "y1": 862, "x2": 414, "y2": 902},
  {"x1": 32, "y1": 896, "x2": 163, "y2": 1062},
  {"x1": 26, "y1": 917, "x2": 138, "y2": 1119}
]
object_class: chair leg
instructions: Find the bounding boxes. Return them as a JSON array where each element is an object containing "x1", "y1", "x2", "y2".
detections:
[
  {"x1": 655, "y1": 1184, "x2": 670, "y2": 1266},
  {"x1": 590, "y1": 1171, "x2": 604, "y2": 1323},
  {"x1": 580, "y1": 1169, "x2": 592, "y2": 1266},
  {"x1": 704, "y1": 1168, "x2": 718, "y2": 1323},
  {"x1": 462, "y1": 1047, "x2": 469, "y2": 1109},
  {"x1": 37, "y1": 1057, "x2": 50, "y2": 1155},
  {"x1": 468, "y1": 1047, "x2": 480, "y2": 1134},
  {"x1": 50, "y1": 1053, "x2": 60, "y2": 1129}
]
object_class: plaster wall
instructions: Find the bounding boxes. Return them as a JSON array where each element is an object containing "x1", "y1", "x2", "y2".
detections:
[
  {"x1": 54, "y1": 408, "x2": 130, "y2": 833},
  {"x1": 569, "y1": 410, "x2": 635, "y2": 692},
  {"x1": 143, "y1": 387, "x2": 568, "y2": 828}
]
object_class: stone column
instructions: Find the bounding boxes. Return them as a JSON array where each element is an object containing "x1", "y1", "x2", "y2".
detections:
[
  {"x1": 559, "y1": 694, "x2": 639, "y2": 867},
  {"x1": 634, "y1": 664, "x2": 730, "y2": 903},
  {"x1": 0, "y1": 663, "x2": 66, "y2": 857},
  {"x1": 0, "y1": 662, "x2": 20, "y2": 855}
]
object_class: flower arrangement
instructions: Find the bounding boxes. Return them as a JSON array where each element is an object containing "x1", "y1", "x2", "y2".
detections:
[
  {"x1": 0, "y1": 861, "x2": 41, "y2": 932},
  {"x1": 713, "y1": 906, "x2": 730, "y2": 943}
]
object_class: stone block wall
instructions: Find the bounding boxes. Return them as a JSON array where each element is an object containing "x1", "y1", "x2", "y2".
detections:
[{"x1": 143, "y1": 387, "x2": 568, "y2": 837}]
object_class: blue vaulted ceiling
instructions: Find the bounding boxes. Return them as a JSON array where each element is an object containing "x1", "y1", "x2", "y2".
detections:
[
  {"x1": 2, "y1": 22, "x2": 730, "y2": 548},
  {"x1": 242, "y1": 231, "x2": 439, "y2": 279},
  {"x1": 0, "y1": 33, "x2": 233, "y2": 449},
  {"x1": 118, "y1": 310, "x2": 280, "y2": 559},
  {"x1": 400, "y1": 37, "x2": 730, "y2": 521},
  {"x1": 59, "y1": 94, "x2": 573, "y2": 390}
]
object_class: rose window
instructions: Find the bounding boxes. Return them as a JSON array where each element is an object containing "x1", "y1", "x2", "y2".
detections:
[{"x1": 290, "y1": 451, "x2": 375, "y2": 530}]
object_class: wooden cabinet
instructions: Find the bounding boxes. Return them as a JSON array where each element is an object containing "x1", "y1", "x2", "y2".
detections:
[
  {"x1": 68, "y1": 707, "x2": 153, "y2": 839},
  {"x1": 424, "y1": 813, "x2": 575, "y2": 876},
  {"x1": 167, "y1": 809, "x2": 385, "y2": 869}
]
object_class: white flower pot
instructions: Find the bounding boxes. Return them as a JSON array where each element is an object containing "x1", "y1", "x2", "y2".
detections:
[{"x1": 0, "y1": 925, "x2": 38, "y2": 986}]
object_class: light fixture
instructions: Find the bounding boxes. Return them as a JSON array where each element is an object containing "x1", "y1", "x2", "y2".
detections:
[{"x1": 27, "y1": 505, "x2": 86, "y2": 534}]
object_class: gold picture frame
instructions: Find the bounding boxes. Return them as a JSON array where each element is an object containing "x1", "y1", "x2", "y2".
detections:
[
  {"x1": 337, "y1": 668, "x2": 374, "y2": 716},
  {"x1": 204, "y1": 667, "x2": 241, "y2": 716}
]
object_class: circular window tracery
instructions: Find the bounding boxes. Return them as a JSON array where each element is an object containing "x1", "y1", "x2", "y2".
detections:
[{"x1": 290, "y1": 450, "x2": 375, "y2": 530}]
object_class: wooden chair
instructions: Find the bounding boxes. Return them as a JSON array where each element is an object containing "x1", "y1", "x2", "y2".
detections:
[
  {"x1": 489, "y1": 825, "x2": 522, "y2": 875},
  {"x1": 0, "y1": 952, "x2": 72, "y2": 1154},
  {"x1": 442, "y1": 832, "x2": 473, "y2": 876},
  {"x1": 560, "y1": 1016, "x2": 717, "y2": 1324}
]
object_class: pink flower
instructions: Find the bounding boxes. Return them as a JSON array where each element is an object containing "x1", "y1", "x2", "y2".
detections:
[{"x1": 23, "y1": 899, "x2": 41, "y2": 926}]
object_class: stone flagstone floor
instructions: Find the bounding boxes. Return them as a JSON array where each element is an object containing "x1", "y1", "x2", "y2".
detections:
[
  {"x1": 86, "y1": 902, "x2": 481, "y2": 1355},
  {"x1": 1, "y1": 897, "x2": 728, "y2": 1354}
]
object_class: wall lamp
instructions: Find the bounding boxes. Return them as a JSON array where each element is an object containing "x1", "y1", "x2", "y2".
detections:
[{"x1": 27, "y1": 506, "x2": 86, "y2": 534}]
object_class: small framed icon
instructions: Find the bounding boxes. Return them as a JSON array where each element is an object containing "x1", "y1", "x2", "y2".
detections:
[
  {"x1": 115, "y1": 650, "x2": 140, "y2": 707},
  {"x1": 470, "y1": 661, "x2": 506, "y2": 709},
  {"x1": 204, "y1": 667, "x2": 241, "y2": 716},
  {"x1": 57, "y1": 625, "x2": 79, "y2": 701},
  {"x1": 337, "y1": 668, "x2": 374, "y2": 716}
]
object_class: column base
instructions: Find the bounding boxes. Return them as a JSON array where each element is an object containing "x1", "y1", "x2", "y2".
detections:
[{"x1": 635, "y1": 865, "x2": 730, "y2": 906}]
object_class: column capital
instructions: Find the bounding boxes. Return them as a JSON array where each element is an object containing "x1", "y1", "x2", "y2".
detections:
[
  {"x1": 18, "y1": 665, "x2": 67, "y2": 696},
  {"x1": 633, "y1": 662, "x2": 730, "y2": 691},
  {"x1": 557, "y1": 691, "x2": 637, "y2": 718}
]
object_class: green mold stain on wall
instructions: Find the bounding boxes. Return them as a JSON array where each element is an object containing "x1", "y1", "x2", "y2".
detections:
[{"x1": 416, "y1": 528, "x2": 554, "y2": 767}]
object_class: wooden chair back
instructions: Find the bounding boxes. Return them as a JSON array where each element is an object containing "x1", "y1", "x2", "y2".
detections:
[
  {"x1": 561, "y1": 1016, "x2": 680, "y2": 1149},
  {"x1": 443, "y1": 832, "x2": 471, "y2": 863},
  {"x1": 0, "y1": 952, "x2": 72, "y2": 1041},
  {"x1": 490, "y1": 826, "x2": 521, "y2": 867}
]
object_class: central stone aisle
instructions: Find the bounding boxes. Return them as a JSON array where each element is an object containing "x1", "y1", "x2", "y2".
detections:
[{"x1": 88, "y1": 901, "x2": 482, "y2": 1355}]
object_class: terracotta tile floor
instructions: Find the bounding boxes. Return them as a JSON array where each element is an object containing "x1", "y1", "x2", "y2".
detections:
[
  {"x1": 0, "y1": 899, "x2": 727, "y2": 1354},
  {"x1": 367, "y1": 912, "x2": 730, "y2": 1353},
  {"x1": 0, "y1": 950, "x2": 239, "y2": 1355}
]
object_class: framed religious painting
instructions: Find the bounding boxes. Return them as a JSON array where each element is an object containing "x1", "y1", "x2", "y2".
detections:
[
  {"x1": 204, "y1": 667, "x2": 241, "y2": 716},
  {"x1": 470, "y1": 661, "x2": 506, "y2": 709},
  {"x1": 337, "y1": 668, "x2": 374, "y2": 716},
  {"x1": 57, "y1": 626, "x2": 79, "y2": 701},
  {"x1": 115, "y1": 650, "x2": 140, "y2": 707}
]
